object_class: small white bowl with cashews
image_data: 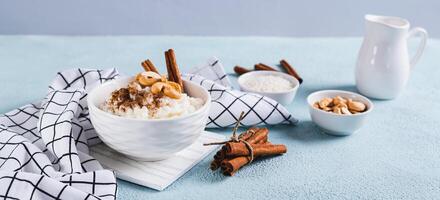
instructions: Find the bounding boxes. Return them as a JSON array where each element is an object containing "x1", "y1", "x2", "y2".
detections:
[{"x1": 307, "y1": 90, "x2": 373, "y2": 136}]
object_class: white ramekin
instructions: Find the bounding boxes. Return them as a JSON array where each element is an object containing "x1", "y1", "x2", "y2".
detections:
[
  {"x1": 307, "y1": 90, "x2": 373, "y2": 136},
  {"x1": 237, "y1": 71, "x2": 300, "y2": 105}
]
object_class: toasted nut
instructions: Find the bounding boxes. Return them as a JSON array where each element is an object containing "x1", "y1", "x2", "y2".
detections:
[
  {"x1": 151, "y1": 81, "x2": 182, "y2": 99},
  {"x1": 161, "y1": 75, "x2": 168, "y2": 82},
  {"x1": 333, "y1": 96, "x2": 347, "y2": 106},
  {"x1": 338, "y1": 103, "x2": 348, "y2": 109},
  {"x1": 319, "y1": 98, "x2": 333, "y2": 108},
  {"x1": 167, "y1": 81, "x2": 182, "y2": 93},
  {"x1": 341, "y1": 107, "x2": 352, "y2": 115},
  {"x1": 321, "y1": 106, "x2": 332, "y2": 112},
  {"x1": 333, "y1": 107, "x2": 342, "y2": 114},
  {"x1": 163, "y1": 86, "x2": 182, "y2": 99},
  {"x1": 313, "y1": 102, "x2": 320, "y2": 109},
  {"x1": 348, "y1": 101, "x2": 366, "y2": 112},
  {"x1": 315, "y1": 96, "x2": 366, "y2": 115},
  {"x1": 137, "y1": 72, "x2": 162, "y2": 86},
  {"x1": 151, "y1": 82, "x2": 167, "y2": 94},
  {"x1": 145, "y1": 71, "x2": 162, "y2": 79}
]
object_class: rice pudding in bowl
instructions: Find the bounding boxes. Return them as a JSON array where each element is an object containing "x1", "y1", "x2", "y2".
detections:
[
  {"x1": 101, "y1": 72, "x2": 204, "y2": 120},
  {"x1": 88, "y1": 73, "x2": 211, "y2": 161},
  {"x1": 238, "y1": 71, "x2": 299, "y2": 105}
]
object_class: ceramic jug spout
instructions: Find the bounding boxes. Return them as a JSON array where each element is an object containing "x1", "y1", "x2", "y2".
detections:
[
  {"x1": 365, "y1": 15, "x2": 410, "y2": 29},
  {"x1": 364, "y1": 15, "x2": 410, "y2": 40}
]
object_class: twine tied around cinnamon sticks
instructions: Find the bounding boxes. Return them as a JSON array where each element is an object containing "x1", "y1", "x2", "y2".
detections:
[
  {"x1": 205, "y1": 111, "x2": 288, "y2": 176},
  {"x1": 204, "y1": 112, "x2": 256, "y2": 164}
]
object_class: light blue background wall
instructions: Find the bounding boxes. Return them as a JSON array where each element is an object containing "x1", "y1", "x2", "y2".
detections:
[{"x1": 0, "y1": 0, "x2": 438, "y2": 37}]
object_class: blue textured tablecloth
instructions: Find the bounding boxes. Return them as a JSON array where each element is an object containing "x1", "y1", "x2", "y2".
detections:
[{"x1": 0, "y1": 36, "x2": 439, "y2": 200}]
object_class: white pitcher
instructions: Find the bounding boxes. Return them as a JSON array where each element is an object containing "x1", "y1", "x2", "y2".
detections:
[{"x1": 355, "y1": 14, "x2": 428, "y2": 99}]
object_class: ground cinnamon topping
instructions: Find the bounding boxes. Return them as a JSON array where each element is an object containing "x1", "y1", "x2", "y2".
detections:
[{"x1": 106, "y1": 80, "x2": 167, "y2": 117}]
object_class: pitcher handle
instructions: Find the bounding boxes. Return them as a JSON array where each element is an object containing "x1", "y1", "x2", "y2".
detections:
[{"x1": 408, "y1": 27, "x2": 428, "y2": 68}]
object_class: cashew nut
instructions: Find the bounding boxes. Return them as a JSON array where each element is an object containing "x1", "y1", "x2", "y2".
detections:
[
  {"x1": 333, "y1": 96, "x2": 347, "y2": 106},
  {"x1": 151, "y1": 82, "x2": 167, "y2": 94},
  {"x1": 332, "y1": 107, "x2": 342, "y2": 114},
  {"x1": 318, "y1": 97, "x2": 332, "y2": 108},
  {"x1": 348, "y1": 101, "x2": 366, "y2": 112},
  {"x1": 313, "y1": 102, "x2": 320, "y2": 109},
  {"x1": 137, "y1": 71, "x2": 162, "y2": 86},
  {"x1": 315, "y1": 96, "x2": 366, "y2": 115},
  {"x1": 341, "y1": 107, "x2": 352, "y2": 115},
  {"x1": 163, "y1": 86, "x2": 182, "y2": 99},
  {"x1": 150, "y1": 81, "x2": 182, "y2": 99},
  {"x1": 166, "y1": 81, "x2": 182, "y2": 93},
  {"x1": 160, "y1": 75, "x2": 168, "y2": 82}
]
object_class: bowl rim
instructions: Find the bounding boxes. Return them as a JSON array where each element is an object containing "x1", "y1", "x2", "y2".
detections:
[
  {"x1": 87, "y1": 76, "x2": 211, "y2": 122},
  {"x1": 237, "y1": 70, "x2": 300, "y2": 94},
  {"x1": 307, "y1": 89, "x2": 374, "y2": 117}
]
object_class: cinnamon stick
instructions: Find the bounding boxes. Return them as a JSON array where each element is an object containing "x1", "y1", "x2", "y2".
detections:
[
  {"x1": 245, "y1": 127, "x2": 268, "y2": 144},
  {"x1": 164, "y1": 51, "x2": 175, "y2": 82},
  {"x1": 141, "y1": 61, "x2": 150, "y2": 72},
  {"x1": 221, "y1": 157, "x2": 248, "y2": 176},
  {"x1": 233, "y1": 66, "x2": 251, "y2": 75},
  {"x1": 255, "y1": 63, "x2": 277, "y2": 71},
  {"x1": 224, "y1": 143, "x2": 287, "y2": 157},
  {"x1": 280, "y1": 59, "x2": 303, "y2": 84},
  {"x1": 165, "y1": 49, "x2": 184, "y2": 89},
  {"x1": 146, "y1": 59, "x2": 159, "y2": 74},
  {"x1": 210, "y1": 150, "x2": 225, "y2": 170},
  {"x1": 141, "y1": 59, "x2": 160, "y2": 74}
]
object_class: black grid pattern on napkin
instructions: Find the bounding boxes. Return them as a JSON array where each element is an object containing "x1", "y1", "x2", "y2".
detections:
[
  {"x1": 0, "y1": 68, "x2": 119, "y2": 200},
  {"x1": 49, "y1": 68, "x2": 119, "y2": 92},
  {"x1": 188, "y1": 57, "x2": 232, "y2": 88},
  {"x1": 38, "y1": 89, "x2": 86, "y2": 174},
  {"x1": 0, "y1": 171, "x2": 116, "y2": 200}
]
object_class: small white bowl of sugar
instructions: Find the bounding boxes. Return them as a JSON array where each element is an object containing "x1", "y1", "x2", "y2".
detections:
[{"x1": 238, "y1": 71, "x2": 300, "y2": 105}]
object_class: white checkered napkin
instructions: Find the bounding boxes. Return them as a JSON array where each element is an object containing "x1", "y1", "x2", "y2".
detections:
[
  {"x1": 183, "y1": 73, "x2": 298, "y2": 128},
  {"x1": 188, "y1": 57, "x2": 232, "y2": 88},
  {"x1": 0, "y1": 69, "x2": 118, "y2": 200}
]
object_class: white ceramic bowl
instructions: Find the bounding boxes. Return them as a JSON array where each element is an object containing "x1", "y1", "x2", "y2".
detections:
[
  {"x1": 87, "y1": 77, "x2": 211, "y2": 161},
  {"x1": 307, "y1": 90, "x2": 373, "y2": 136},
  {"x1": 238, "y1": 71, "x2": 300, "y2": 105}
]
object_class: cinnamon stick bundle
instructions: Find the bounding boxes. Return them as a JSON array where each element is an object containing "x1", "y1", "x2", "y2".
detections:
[
  {"x1": 165, "y1": 49, "x2": 184, "y2": 89},
  {"x1": 209, "y1": 127, "x2": 260, "y2": 170},
  {"x1": 220, "y1": 128, "x2": 270, "y2": 176},
  {"x1": 280, "y1": 59, "x2": 303, "y2": 84},
  {"x1": 208, "y1": 126, "x2": 287, "y2": 176}
]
